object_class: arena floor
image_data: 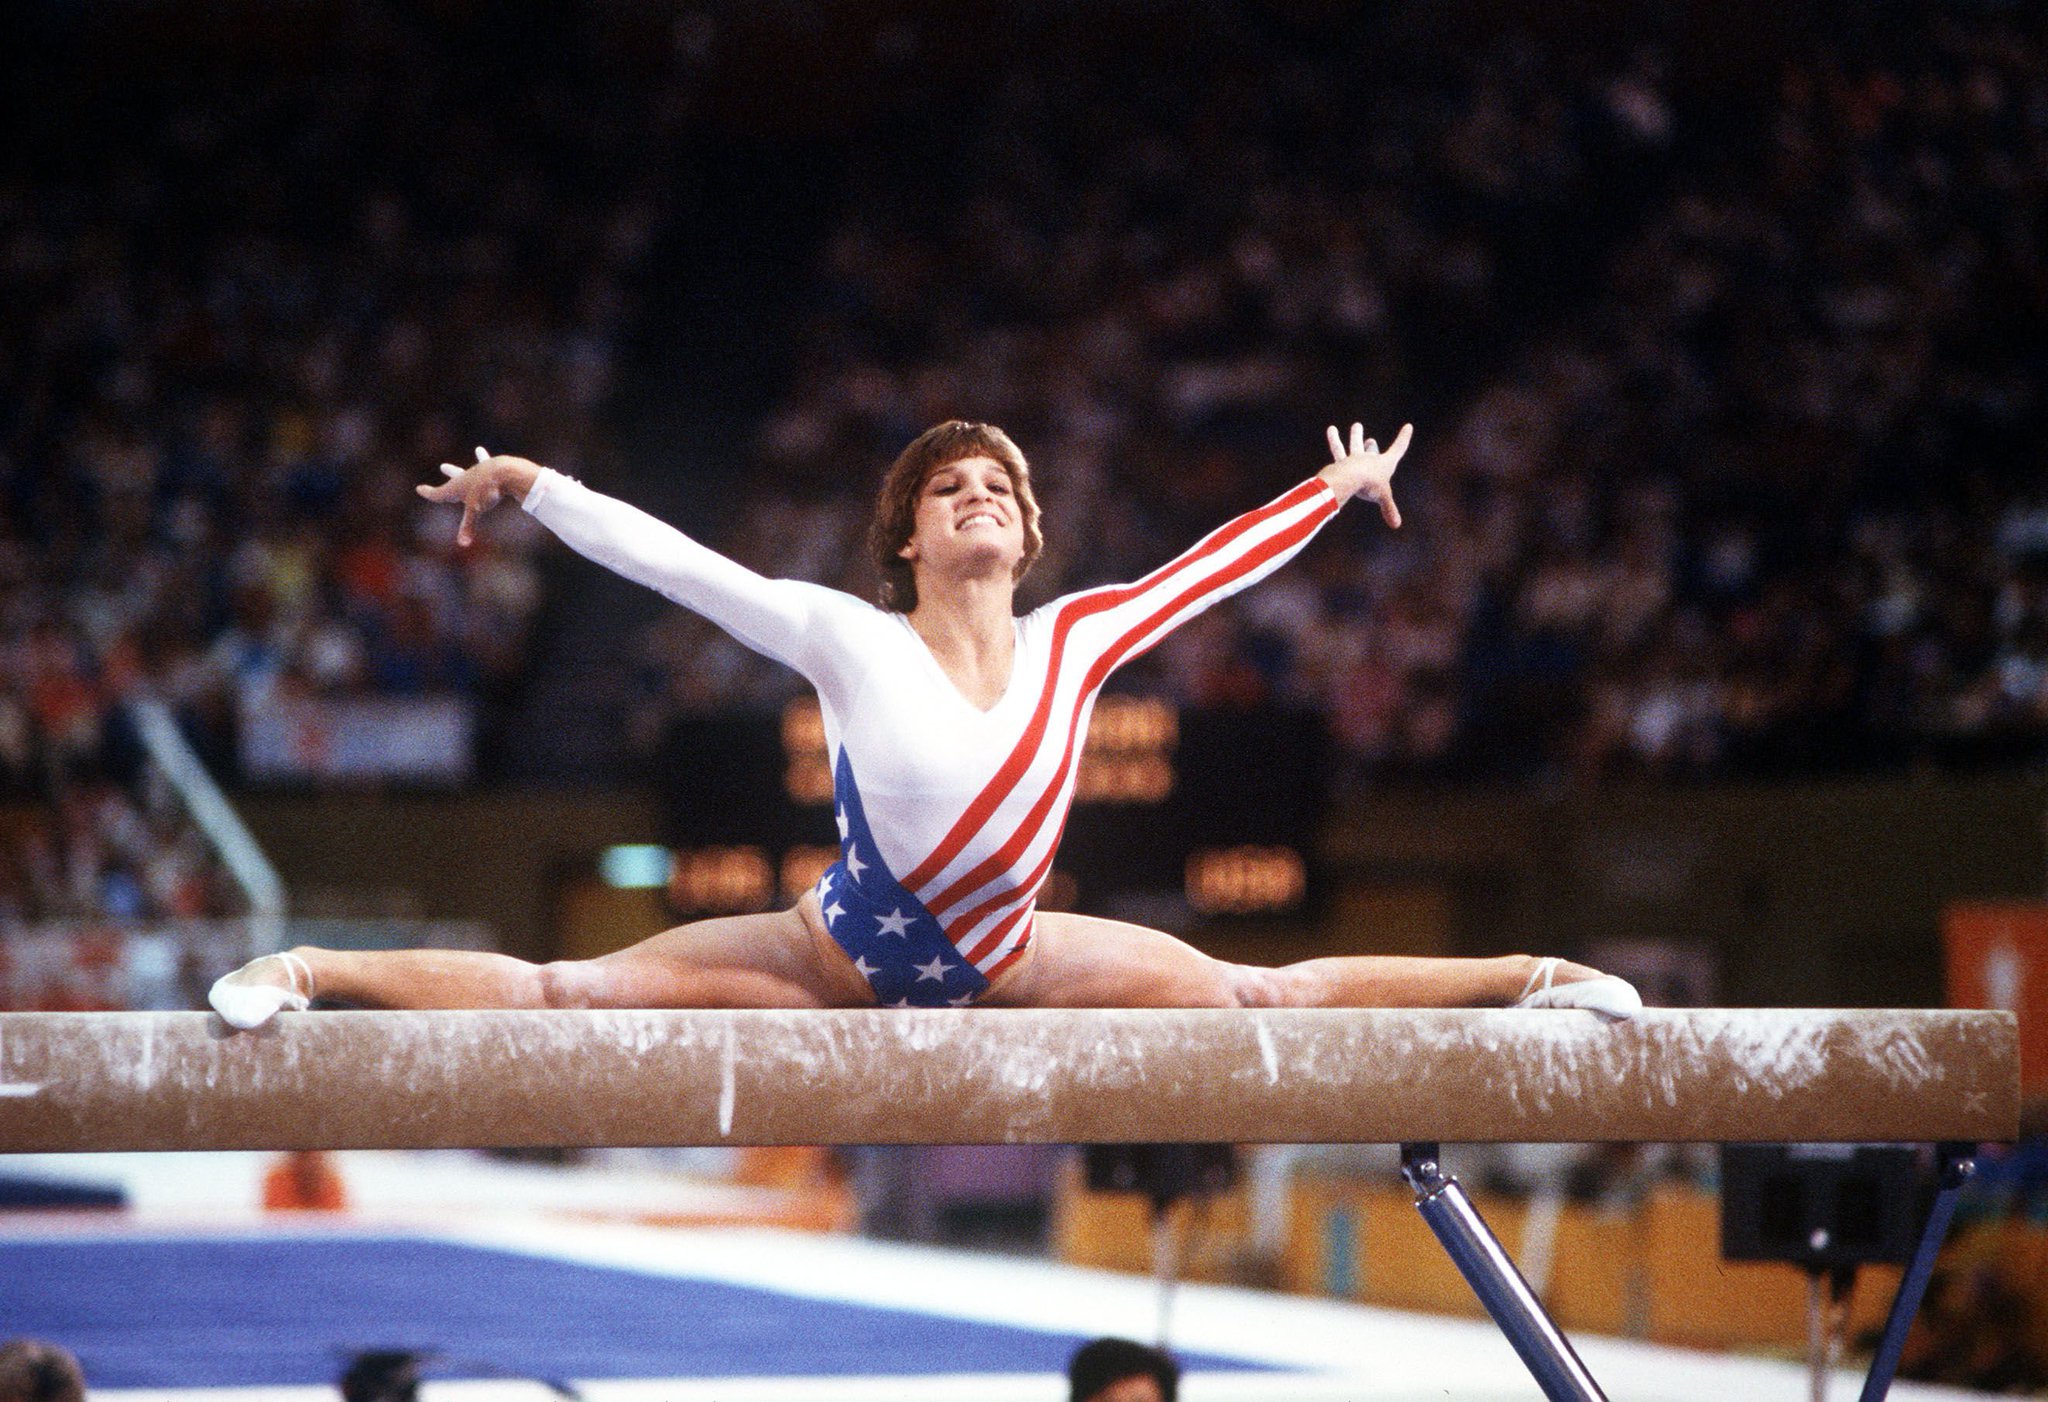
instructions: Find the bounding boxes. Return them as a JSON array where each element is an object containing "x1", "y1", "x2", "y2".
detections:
[{"x1": 0, "y1": 1152, "x2": 1983, "y2": 1401}]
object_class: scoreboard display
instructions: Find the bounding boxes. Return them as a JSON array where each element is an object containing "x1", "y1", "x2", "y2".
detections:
[
  {"x1": 777, "y1": 695, "x2": 1176, "y2": 807},
  {"x1": 650, "y1": 697, "x2": 1326, "y2": 921}
]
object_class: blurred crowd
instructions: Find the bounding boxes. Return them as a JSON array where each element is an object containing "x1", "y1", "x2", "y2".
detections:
[
  {"x1": 0, "y1": 1, "x2": 2041, "y2": 830},
  {"x1": 634, "y1": 5, "x2": 2047, "y2": 785},
  {"x1": 1450, "y1": 12, "x2": 2048, "y2": 782},
  {"x1": 0, "y1": 774, "x2": 228, "y2": 927},
  {"x1": 0, "y1": 6, "x2": 672, "y2": 919}
]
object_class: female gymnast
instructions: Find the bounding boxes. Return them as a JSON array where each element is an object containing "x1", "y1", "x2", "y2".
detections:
[{"x1": 210, "y1": 420, "x2": 1639, "y2": 1026}]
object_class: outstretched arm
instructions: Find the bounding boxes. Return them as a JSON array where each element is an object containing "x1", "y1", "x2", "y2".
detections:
[
  {"x1": 417, "y1": 449, "x2": 848, "y2": 677},
  {"x1": 1061, "y1": 421, "x2": 1414, "y2": 664}
]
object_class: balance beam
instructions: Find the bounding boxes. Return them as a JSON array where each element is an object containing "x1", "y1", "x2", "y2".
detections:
[{"x1": 0, "y1": 1007, "x2": 2015, "y2": 1153}]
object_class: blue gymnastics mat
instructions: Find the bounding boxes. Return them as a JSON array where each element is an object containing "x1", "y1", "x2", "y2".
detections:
[{"x1": 0, "y1": 1234, "x2": 1265, "y2": 1388}]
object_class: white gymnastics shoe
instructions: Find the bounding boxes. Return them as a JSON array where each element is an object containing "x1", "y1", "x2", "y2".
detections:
[
  {"x1": 208, "y1": 952, "x2": 314, "y2": 1030},
  {"x1": 1512, "y1": 956, "x2": 1642, "y2": 1020}
]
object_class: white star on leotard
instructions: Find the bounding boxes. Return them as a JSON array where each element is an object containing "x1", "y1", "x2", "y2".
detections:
[
  {"x1": 875, "y1": 908, "x2": 914, "y2": 937},
  {"x1": 845, "y1": 847, "x2": 868, "y2": 882},
  {"x1": 887, "y1": 997, "x2": 912, "y2": 1008},
  {"x1": 835, "y1": 806, "x2": 849, "y2": 839},
  {"x1": 852, "y1": 955, "x2": 878, "y2": 979},
  {"x1": 823, "y1": 901, "x2": 844, "y2": 926},
  {"x1": 947, "y1": 993, "x2": 977, "y2": 1007},
  {"x1": 913, "y1": 954, "x2": 953, "y2": 983}
]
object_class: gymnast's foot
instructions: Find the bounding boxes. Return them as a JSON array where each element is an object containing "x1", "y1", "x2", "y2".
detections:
[
  {"x1": 1511, "y1": 956, "x2": 1641, "y2": 1020},
  {"x1": 208, "y1": 951, "x2": 314, "y2": 1029}
]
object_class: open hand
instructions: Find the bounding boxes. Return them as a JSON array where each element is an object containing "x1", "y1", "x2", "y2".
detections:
[
  {"x1": 1319, "y1": 421, "x2": 1411, "y2": 529},
  {"x1": 415, "y1": 447, "x2": 543, "y2": 547}
]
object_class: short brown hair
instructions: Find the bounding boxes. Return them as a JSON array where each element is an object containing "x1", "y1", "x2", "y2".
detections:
[
  {"x1": 0, "y1": 1340, "x2": 86, "y2": 1402},
  {"x1": 869, "y1": 421, "x2": 1043, "y2": 612}
]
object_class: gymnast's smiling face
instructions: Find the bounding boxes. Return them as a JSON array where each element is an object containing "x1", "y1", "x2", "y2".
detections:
[{"x1": 898, "y1": 455, "x2": 1028, "y2": 589}]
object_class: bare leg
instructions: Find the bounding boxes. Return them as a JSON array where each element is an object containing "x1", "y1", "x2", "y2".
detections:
[
  {"x1": 991, "y1": 911, "x2": 1606, "y2": 1010},
  {"x1": 1229, "y1": 952, "x2": 1602, "y2": 1009},
  {"x1": 547, "y1": 895, "x2": 873, "y2": 1009},
  {"x1": 212, "y1": 892, "x2": 874, "y2": 1020},
  {"x1": 264, "y1": 946, "x2": 556, "y2": 1009}
]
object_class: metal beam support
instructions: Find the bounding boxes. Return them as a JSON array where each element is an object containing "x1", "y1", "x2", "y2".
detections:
[
  {"x1": 1400, "y1": 1143, "x2": 1607, "y2": 1402},
  {"x1": 1857, "y1": 1143, "x2": 1978, "y2": 1402}
]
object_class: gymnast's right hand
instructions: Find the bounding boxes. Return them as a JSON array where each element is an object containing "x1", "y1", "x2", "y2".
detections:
[
  {"x1": 416, "y1": 447, "x2": 543, "y2": 547},
  {"x1": 207, "y1": 952, "x2": 314, "y2": 1030}
]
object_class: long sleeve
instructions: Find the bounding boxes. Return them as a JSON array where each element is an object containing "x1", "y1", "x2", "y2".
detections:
[
  {"x1": 1052, "y1": 475, "x2": 1342, "y2": 673},
  {"x1": 522, "y1": 467, "x2": 863, "y2": 680}
]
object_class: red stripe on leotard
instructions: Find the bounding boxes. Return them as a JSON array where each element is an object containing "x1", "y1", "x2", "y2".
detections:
[
  {"x1": 981, "y1": 917, "x2": 1035, "y2": 985},
  {"x1": 931, "y1": 495, "x2": 1336, "y2": 932},
  {"x1": 957, "y1": 837, "x2": 1061, "y2": 960},
  {"x1": 900, "y1": 479, "x2": 1331, "y2": 894}
]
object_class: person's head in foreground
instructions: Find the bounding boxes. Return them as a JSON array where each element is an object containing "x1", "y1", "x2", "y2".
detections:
[
  {"x1": 1067, "y1": 1336, "x2": 1180, "y2": 1402},
  {"x1": 869, "y1": 419, "x2": 1044, "y2": 612},
  {"x1": 339, "y1": 1349, "x2": 424, "y2": 1402},
  {"x1": 0, "y1": 1339, "x2": 85, "y2": 1402}
]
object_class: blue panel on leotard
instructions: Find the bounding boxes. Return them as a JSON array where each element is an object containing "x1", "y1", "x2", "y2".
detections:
[{"x1": 820, "y1": 750, "x2": 992, "y2": 1007}]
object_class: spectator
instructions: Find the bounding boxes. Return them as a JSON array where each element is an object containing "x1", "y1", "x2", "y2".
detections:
[
  {"x1": 0, "y1": 1340, "x2": 85, "y2": 1402},
  {"x1": 1067, "y1": 1337, "x2": 1180, "y2": 1402},
  {"x1": 338, "y1": 1350, "x2": 422, "y2": 1402}
]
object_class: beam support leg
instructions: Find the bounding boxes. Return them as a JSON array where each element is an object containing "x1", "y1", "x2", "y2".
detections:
[
  {"x1": 1399, "y1": 1143, "x2": 1607, "y2": 1402},
  {"x1": 1857, "y1": 1142, "x2": 1977, "y2": 1402}
]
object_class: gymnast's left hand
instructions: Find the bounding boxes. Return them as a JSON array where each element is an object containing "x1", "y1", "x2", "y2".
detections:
[
  {"x1": 1319, "y1": 421, "x2": 1411, "y2": 529},
  {"x1": 416, "y1": 447, "x2": 543, "y2": 547}
]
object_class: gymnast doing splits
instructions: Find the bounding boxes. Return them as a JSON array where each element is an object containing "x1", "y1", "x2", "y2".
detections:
[{"x1": 210, "y1": 419, "x2": 1641, "y2": 1027}]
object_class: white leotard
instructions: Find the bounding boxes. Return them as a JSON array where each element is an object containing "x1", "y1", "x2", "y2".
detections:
[{"x1": 524, "y1": 469, "x2": 1341, "y2": 1001}]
